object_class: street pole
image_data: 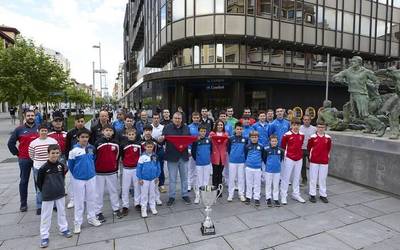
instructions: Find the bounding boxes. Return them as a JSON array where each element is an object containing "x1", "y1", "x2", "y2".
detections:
[
  {"x1": 98, "y1": 42, "x2": 102, "y2": 97},
  {"x1": 92, "y1": 61, "x2": 96, "y2": 119},
  {"x1": 325, "y1": 53, "x2": 330, "y2": 101}
]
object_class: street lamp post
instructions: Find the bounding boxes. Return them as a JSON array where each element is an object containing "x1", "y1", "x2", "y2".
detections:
[
  {"x1": 93, "y1": 42, "x2": 102, "y2": 97},
  {"x1": 92, "y1": 61, "x2": 96, "y2": 119}
]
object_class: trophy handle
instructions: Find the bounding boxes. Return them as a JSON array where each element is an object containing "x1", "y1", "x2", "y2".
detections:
[{"x1": 216, "y1": 184, "x2": 224, "y2": 199}]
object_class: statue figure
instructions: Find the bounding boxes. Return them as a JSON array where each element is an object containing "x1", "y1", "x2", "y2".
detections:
[
  {"x1": 332, "y1": 56, "x2": 386, "y2": 137},
  {"x1": 317, "y1": 100, "x2": 348, "y2": 131},
  {"x1": 375, "y1": 67, "x2": 400, "y2": 139}
]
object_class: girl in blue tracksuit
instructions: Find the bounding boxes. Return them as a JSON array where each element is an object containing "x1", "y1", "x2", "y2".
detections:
[
  {"x1": 227, "y1": 122, "x2": 247, "y2": 202},
  {"x1": 244, "y1": 131, "x2": 265, "y2": 206},
  {"x1": 137, "y1": 141, "x2": 161, "y2": 218},
  {"x1": 264, "y1": 134, "x2": 284, "y2": 207},
  {"x1": 191, "y1": 125, "x2": 212, "y2": 204}
]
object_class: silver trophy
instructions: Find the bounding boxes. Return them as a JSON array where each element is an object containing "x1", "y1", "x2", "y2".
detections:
[{"x1": 199, "y1": 184, "x2": 223, "y2": 235}]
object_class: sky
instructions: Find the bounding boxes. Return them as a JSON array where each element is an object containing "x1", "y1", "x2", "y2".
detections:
[{"x1": 0, "y1": 0, "x2": 127, "y2": 94}]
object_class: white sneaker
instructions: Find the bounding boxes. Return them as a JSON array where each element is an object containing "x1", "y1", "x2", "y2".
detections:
[
  {"x1": 187, "y1": 185, "x2": 191, "y2": 192},
  {"x1": 239, "y1": 195, "x2": 246, "y2": 202},
  {"x1": 292, "y1": 195, "x2": 306, "y2": 203},
  {"x1": 281, "y1": 196, "x2": 288, "y2": 205},
  {"x1": 73, "y1": 223, "x2": 81, "y2": 234},
  {"x1": 67, "y1": 200, "x2": 74, "y2": 209},
  {"x1": 156, "y1": 199, "x2": 163, "y2": 206},
  {"x1": 194, "y1": 194, "x2": 200, "y2": 204},
  {"x1": 227, "y1": 196, "x2": 233, "y2": 202},
  {"x1": 88, "y1": 217, "x2": 102, "y2": 227},
  {"x1": 150, "y1": 207, "x2": 158, "y2": 215},
  {"x1": 141, "y1": 208, "x2": 148, "y2": 218}
]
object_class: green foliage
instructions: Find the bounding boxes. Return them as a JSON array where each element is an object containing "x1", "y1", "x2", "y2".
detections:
[
  {"x1": 65, "y1": 83, "x2": 92, "y2": 105},
  {"x1": 0, "y1": 36, "x2": 69, "y2": 106}
]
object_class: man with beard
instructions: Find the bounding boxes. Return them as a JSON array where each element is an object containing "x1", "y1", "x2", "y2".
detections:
[
  {"x1": 90, "y1": 110, "x2": 111, "y2": 145},
  {"x1": 8, "y1": 110, "x2": 39, "y2": 212}
]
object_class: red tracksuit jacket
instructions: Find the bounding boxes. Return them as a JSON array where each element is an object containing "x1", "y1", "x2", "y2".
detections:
[
  {"x1": 121, "y1": 140, "x2": 141, "y2": 168},
  {"x1": 94, "y1": 137, "x2": 119, "y2": 174},
  {"x1": 281, "y1": 130, "x2": 304, "y2": 161},
  {"x1": 307, "y1": 133, "x2": 332, "y2": 164}
]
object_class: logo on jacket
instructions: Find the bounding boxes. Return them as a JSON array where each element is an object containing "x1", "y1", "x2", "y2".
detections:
[
  {"x1": 87, "y1": 148, "x2": 94, "y2": 154},
  {"x1": 205, "y1": 139, "x2": 209, "y2": 143},
  {"x1": 57, "y1": 165, "x2": 63, "y2": 171},
  {"x1": 257, "y1": 146, "x2": 261, "y2": 150},
  {"x1": 277, "y1": 150, "x2": 281, "y2": 154},
  {"x1": 111, "y1": 146, "x2": 116, "y2": 151},
  {"x1": 133, "y1": 147, "x2": 138, "y2": 152},
  {"x1": 151, "y1": 155, "x2": 157, "y2": 162},
  {"x1": 242, "y1": 139, "x2": 245, "y2": 143}
]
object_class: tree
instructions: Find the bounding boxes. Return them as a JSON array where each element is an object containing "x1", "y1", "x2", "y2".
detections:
[
  {"x1": 65, "y1": 83, "x2": 92, "y2": 106},
  {"x1": 0, "y1": 36, "x2": 69, "y2": 121}
]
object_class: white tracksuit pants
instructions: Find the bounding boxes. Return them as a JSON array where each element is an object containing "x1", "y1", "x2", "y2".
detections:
[
  {"x1": 264, "y1": 172, "x2": 280, "y2": 200},
  {"x1": 40, "y1": 197, "x2": 68, "y2": 239},
  {"x1": 73, "y1": 177, "x2": 97, "y2": 225},
  {"x1": 68, "y1": 174, "x2": 74, "y2": 202},
  {"x1": 196, "y1": 164, "x2": 212, "y2": 188},
  {"x1": 245, "y1": 167, "x2": 262, "y2": 200},
  {"x1": 228, "y1": 163, "x2": 245, "y2": 197},
  {"x1": 95, "y1": 174, "x2": 120, "y2": 214},
  {"x1": 122, "y1": 168, "x2": 140, "y2": 208},
  {"x1": 188, "y1": 157, "x2": 197, "y2": 188},
  {"x1": 140, "y1": 180, "x2": 156, "y2": 209},
  {"x1": 309, "y1": 163, "x2": 329, "y2": 197},
  {"x1": 223, "y1": 159, "x2": 229, "y2": 184},
  {"x1": 280, "y1": 157, "x2": 302, "y2": 199}
]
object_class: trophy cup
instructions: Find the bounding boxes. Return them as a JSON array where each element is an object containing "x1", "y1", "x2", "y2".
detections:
[{"x1": 199, "y1": 184, "x2": 223, "y2": 235}]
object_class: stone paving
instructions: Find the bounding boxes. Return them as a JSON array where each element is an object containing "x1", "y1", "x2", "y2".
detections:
[{"x1": 0, "y1": 113, "x2": 400, "y2": 250}]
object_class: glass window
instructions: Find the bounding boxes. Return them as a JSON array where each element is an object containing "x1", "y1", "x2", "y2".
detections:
[
  {"x1": 281, "y1": 0, "x2": 295, "y2": 21},
  {"x1": 216, "y1": 0, "x2": 225, "y2": 13},
  {"x1": 240, "y1": 44, "x2": 247, "y2": 64},
  {"x1": 313, "y1": 54, "x2": 326, "y2": 71},
  {"x1": 173, "y1": 0, "x2": 185, "y2": 21},
  {"x1": 227, "y1": 0, "x2": 245, "y2": 13},
  {"x1": 248, "y1": 0, "x2": 255, "y2": 14},
  {"x1": 324, "y1": 7, "x2": 336, "y2": 30},
  {"x1": 187, "y1": 0, "x2": 194, "y2": 17},
  {"x1": 161, "y1": 4, "x2": 167, "y2": 29},
  {"x1": 376, "y1": 19, "x2": 387, "y2": 39},
  {"x1": 257, "y1": 0, "x2": 271, "y2": 16},
  {"x1": 271, "y1": 49, "x2": 284, "y2": 66},
  {"x1": 293, "y1": 52, "x2": 304, "y2": 68},
  {"x1": 247, "y1": 46, "x2": 262, "y2": 64},
  {"x1": 360, "y1": 16, "x2": 370, "y2": 36},
  {"x1": 284, "y1": 50, "x2": 292, "y2": 67},
  {"x1": 395, "y1": 0, "x2": 400, "y2": 8},
  {"x1": 167, "y1": 0, "x2": 172, "y2": 24},
  {"x1": 273, "y1": 0, "x2": 280, "y2": 18},
  {"x1": 337, "y1": 10, "x2": 343, "y2": 31},
  {"x1": 196, "y1": 0, "x2": 214, "y2": 15},
  {"x1": 343, "y1": 12, "x2": 353, "y2": 33},
  {"x1": 224, "y1": 44, "x2": 239, "y2": 63},
  {"x1": 216, "y1": 44, "x2": 223, "y2": 63},
  {"x1": 202, "y1": 44, "x2": 215, "y2": 63},
  {"x1": 262, "y1": 48, "x2": 271, "y2": 65},
  {"x1": 183, "y1": 48, "x2": 193, "y2": 65},
  {"x1": 194, "y1": 45, "x2": 200, "y2": 64},
  {"x1": 303, "y1": 2, "x2": 316, "y2": 25}
]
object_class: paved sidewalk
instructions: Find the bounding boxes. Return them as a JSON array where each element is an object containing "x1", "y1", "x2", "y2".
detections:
[{"x1": 0, "y1": 112, "x2": 400, "y2": 249}]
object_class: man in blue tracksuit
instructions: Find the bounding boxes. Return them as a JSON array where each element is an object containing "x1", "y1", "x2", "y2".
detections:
[
  {"x1": 252, "y1": 111, "x2": 270, "y2": 147},
  {"x1": 241, "y1": 115, "x2": 253, "y2": 140},
  {"x1": 227, "y1": 122, "x2": 247, "y2": 202},
  {"x1": 264, "y1": 134, "x2": 284, "y2": 207},
  {"x1": 191, "y1": 125, "x2": 212, "y2": 204},
  {"x1": 244, "y1": 131, "x2": 265, "y2": 206},
  {"x1": 188, "y1": 112, "x2": 201, "y2": 191},
  {"x1": 269, "y1": 108, "x2": 290, "y2": 146}
]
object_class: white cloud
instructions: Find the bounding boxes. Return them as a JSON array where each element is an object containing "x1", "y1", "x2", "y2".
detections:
[{"x1": 0, "y1": 0, "x2": 126, "y2": 94}]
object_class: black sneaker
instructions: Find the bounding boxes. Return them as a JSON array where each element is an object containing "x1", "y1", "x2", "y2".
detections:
[
  {"x1": 254, "y1": 200, "x2": 260, "y2": 206},
  {"x1": 274, "y1": 200, "x2": 281, "y2": 207},
  {"x1": 182, "y1": 196, "x2": 191, "y2": 205},
  {"x1": 266, "y1": 199, "x2": 272, "y2": 207},
  {"x1": 36, "y1": 208, "x2": 41, "y2": 215},
  {"x1": 167, "y1": 198, "x2": 175, "y2": 207},
  {"x1": 320, "y1": 196, "x2": 329, "y2": 203},
  {"x1": 121, "y1": 207, "x2": 129, "y2": 217},
  {"x1": 114, "y1": 210, "x2": 123, "y2": 219},
  {"x1": 96, "y1": 213, "x2": 106, "y2": 223},
  {"x1": 20, "y1": 205, "x2": 27, "y2": 212},
  {"x1": 135, "y1": 205, "x2": 141, "y2": 211},
  {"x1": 245, "y1": 198, "x2": 251, "y2": 205},
  {"x1": 309, "y1": 195, "x2": 317, "y2": 203}
]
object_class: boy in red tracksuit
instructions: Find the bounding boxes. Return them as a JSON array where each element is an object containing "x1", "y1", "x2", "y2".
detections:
[
  {"x1": 280, "y1": 118, "x2": 305, "y2": 205},
  {"x1": 307, "y1": 121, "x2": 332, "y2": 204},
  {"x1": 120, "y1": 128, "x2": 141, "y2": 215},
  {"x1": 94, "y1": 124, "x2": 122, "y2": 222}
]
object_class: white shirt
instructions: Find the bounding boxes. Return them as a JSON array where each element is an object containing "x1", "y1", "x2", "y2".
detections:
[
  {"x1": 28, "y1": 137, "x2": 58, "y2": 169},
  {"x1": 151, "y1": 123, "x2": 164, "y2": 140},
  {"x1": 300, "y1": 124, "x2": 317, "y2": 150}
]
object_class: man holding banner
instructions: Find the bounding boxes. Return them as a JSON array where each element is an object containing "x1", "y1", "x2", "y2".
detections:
[{"x1": 159, "y1": 112, "x2": 197, "y2": 207}]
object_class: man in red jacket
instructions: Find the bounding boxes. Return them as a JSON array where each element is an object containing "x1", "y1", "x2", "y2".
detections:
[
  {"x1": 280, "y1": 118, "x2": 305, "y2": 205},
  {"x1": 307, "y1": 121, "x2": 332, "y2": 204}
]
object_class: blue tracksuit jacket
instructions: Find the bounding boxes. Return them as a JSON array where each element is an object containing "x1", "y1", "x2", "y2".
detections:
[
  {"x1": 191, "y1": 137, "x2": 212, "y2": 166},
  {"x1": 264, "y1": 146, "x2": 284, "y2": 173},
  {"x1": 67, "y1": 144, "x2": 96, "y2": 180},
  {"x1": 245, "y1": 143, "x2": 265, "y2": 169},
  {"x1": 228, "y1": 135, "x2": 247, "y2": 163},
  {"x1": 252, "y1": 122, "x2": 270, "y2": 146},
  {"x1": 269, "y1": 118, "x2": 290, "y2": 145},
  {"x1": 136, "y1": 153, "x2": 161, "y2": 181}
]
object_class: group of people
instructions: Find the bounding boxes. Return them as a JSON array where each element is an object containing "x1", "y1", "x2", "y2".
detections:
[{"x1": 7, "y1": 106, "x2": 332, "y2": 248}]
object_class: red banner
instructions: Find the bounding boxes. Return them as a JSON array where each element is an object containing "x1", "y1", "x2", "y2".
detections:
[{"x1": 165, "y1": 135, "x2": 198, "y2": 152}]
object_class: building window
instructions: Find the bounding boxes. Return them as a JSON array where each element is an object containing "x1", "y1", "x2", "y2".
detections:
[
  {"x1": 173, "y1": 0, "x2": 185, "y2": 21},
  {"x1": 248, "y1": 0, "x2": 255, "y2": 14},
  {"x1": 201, "y1": 44, "x2": 215, "y2": 63},
  {"x1": 262, "y1": 47, "x2": 271, "y2": 65},
  {"x1": 360, "y1": 16, "x2": 370, "y2": 36},
  {"x1": 240, "y1": 44, "x2": 247, "y2": 64},
  {"x1": 196, "y1": 0, "x2": 214, "y2": 15},
  {"x1": 160, "y1": 3, "x2": 167, "y2": 28},
  {"x1": 324, "y1": 7, "x2": 336, "y2": 31},
  {"x1": 216, "y1": 43, "x2": 223, "y2": 63},
  {"x1": 227, "y1": 0, "x2": 245, "y2": 13},
  {"x1": 247, "y1": 46, "x2": 262, "y2": 64},
  {"x1": 183, "y1": 48, "x2": 193, "y2": 65},
  {"x1": 216, "y1": 0, "x2": 225, "y2": 13},
  {"x1": 224, "y1": 44, "x2": 239, "y2": 63},
  {"x1": 194, "y1": 45, "x2": 200, "y2": 64},
  {"x1": 257, "y1": 0, "x2": 271, "y2": 16},
  {"x1": 187, "y1": 0, "x2": 194, "y2": 17},
  {"x1": 271, "y1": 49, "x2": 284, "y2": 67},
  {"x1": 343, "y1": 12, "x2": 354, "y2": 33},
  {"x1": 293, "y1": 52, "x2": 305, "y2": 68}
]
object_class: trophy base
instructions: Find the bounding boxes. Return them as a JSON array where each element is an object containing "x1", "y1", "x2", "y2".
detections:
[{"x1": 201, "y1": 224, "x2": 216, "y2": 236}]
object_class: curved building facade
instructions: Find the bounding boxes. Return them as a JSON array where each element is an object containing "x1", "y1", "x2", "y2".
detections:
[{"x1": 123, "y1": 0, "x2": 400, "y2": 114}]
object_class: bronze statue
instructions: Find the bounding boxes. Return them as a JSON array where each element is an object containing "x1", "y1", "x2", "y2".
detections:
[{"x1": 317, "y1": 100, "x2": 348, "y2": 131}]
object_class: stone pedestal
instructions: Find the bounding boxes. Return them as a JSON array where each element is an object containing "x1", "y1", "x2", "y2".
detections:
[{"x1": 329, "y1": 130, "x2": 400, "y2": 196}]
